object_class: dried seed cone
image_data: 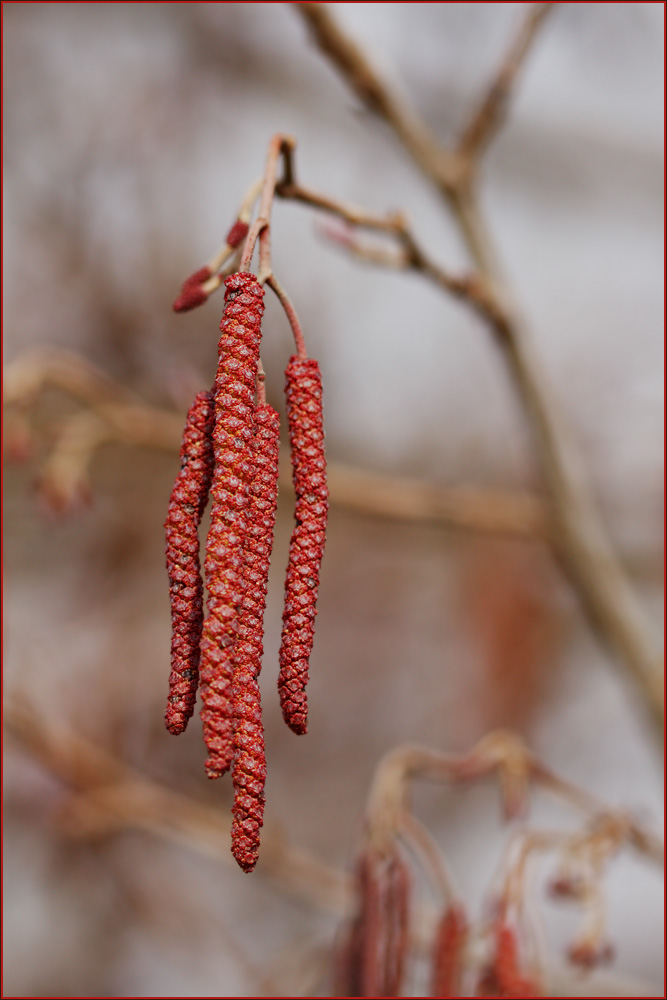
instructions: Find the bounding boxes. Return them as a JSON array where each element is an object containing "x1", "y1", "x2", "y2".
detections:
[
  {"x1": 164, "y1": 390, "x2": 215, "y2": 735},
  {"x1": 199, "y1": 272, "x2": 264, "y2": 778},
  {"x1": 278, "y1": 356, "x2": 328, "y2": 734},
  {"x1": 231, "y1": 404, "x2": 280, "y2": 873}
]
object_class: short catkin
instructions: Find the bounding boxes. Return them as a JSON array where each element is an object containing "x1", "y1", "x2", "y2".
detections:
[
  {"x1": 277, "y1": 356, "x2": 328, "y2": 734},
  {"x1": 173, "y1": 266, "x2": 213, "y2": 313},
  {"x1": 164, "y1": 390, "x2": 215, "y2": 735},
  {"x1": 230, "y1": 403, "x2": 280, "y2": 873},
  {"x1": 199, "y1": 272, "x2": 264, "y2": 778}
]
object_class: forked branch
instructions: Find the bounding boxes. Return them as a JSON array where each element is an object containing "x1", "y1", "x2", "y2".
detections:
[{"x1": 292, "y1": 2, "x2": 664, "y2": 737}]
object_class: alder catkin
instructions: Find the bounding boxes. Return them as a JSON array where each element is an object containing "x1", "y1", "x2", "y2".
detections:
[
  {"x1": 430, "y1": 903, "x2": 468, "y2": 998},
  {"x1": 278, "y1": 356, "x2": 328, "y2": 734},
  {"x1": 173, "y1": 266, "x2": 213, "y2": 313},
  {"x1": 199, "y1": 272, "x2": 264, "y2": 778},
  {"x1": 476, "y1": 922, "x2": 543, "y2": 999},
  {"x1": 382, "y1": 851, "x2": 411, "y2": 997},
  {"x1": 336, "y1": 847, "x2": 410, "y2": 998},
  {"x1": 164, "y1": 390, "x2": 215, "y2": 735},
  {"x1": 230, "y1": 404, "x2": 280, "y2": 872}
]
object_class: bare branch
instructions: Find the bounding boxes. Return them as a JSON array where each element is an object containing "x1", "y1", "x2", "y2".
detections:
[
  {"x1": 290, "y1": 2, "x2": 664, "y2": 739},
  {"x1": 457, "y1": 3, "x2": 555, "y2": 168},
  {"x1": 275, "y1": 175, "x2": 485, "y2": 303},
  {"x1": 4, "y1": 700, "x2": 351, "y2": 916},
  {"x1": 364, "y1": 732, "x2": 664, "y2": 868},
  {"x1": 4, "y1": 348, "x2": 549, "y2": 540},
  {"x1": 294, "y1": 2, "x2": 461, "y2": 195}
]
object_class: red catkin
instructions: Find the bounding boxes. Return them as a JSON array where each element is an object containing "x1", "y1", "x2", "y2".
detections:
[
  {"x1": 225, "y1": 219, "x2": 250, "y2": 249},
  {"x1": 164, "y1": 390, "x2": 215, "y2": 735},
  {"x1": 278, "y1": 356, "x2": 328, "y2": 734},
  {"x1": 199, "y1": 272, "x2": 264, "y2": 778},
  {"x1": 337, "y1": 851, "x2": 384, "y2": 999},
  {"x1": 477, "y1": 922, "x2": 542, "y2": 999},
  {"x1": 430, "y1": 903, "x2": 468, "y2": 998},
  {"x1": 230, "y1": 404, "x2": 280, "y2": 872},
  {"x1": 173, "y1": 265, "x2": 213, "y2": 313},
  {"x1": 336, "y1": 848, "x2": 410, "y2": 998},
  {"x1": 382, "y1": 851, "x2": 411, "y2": 997}
]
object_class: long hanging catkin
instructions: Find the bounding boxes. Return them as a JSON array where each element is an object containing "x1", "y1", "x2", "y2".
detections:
[
  {"x1": 278, "y1": 356, "x2": 328, "y2": 734},
  {"x1": 199, "y1": 272, "x2": 264, "y2": 778},
  {"x1": 164, "y1": 390, "x2": 215, "y2": 735},
  {"x1": 230, "y1": 403, "x2": 280, "y2": 872}
]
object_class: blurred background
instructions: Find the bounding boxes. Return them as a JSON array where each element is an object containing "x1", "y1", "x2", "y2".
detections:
[{"x1": 3, "y1": 3, "x2": 664, "y2": 996}]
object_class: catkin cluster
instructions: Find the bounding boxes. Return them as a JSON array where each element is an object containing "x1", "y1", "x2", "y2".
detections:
[
  {"x1": 164, "y1": 270, "x2": 327, "y2": 872},
  {"x1": 337, "y1": 851, "x2": 543, "y2": 998}
]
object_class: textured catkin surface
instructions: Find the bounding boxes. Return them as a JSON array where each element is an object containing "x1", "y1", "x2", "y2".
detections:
[
  {"x1": 278, "y1": 356, "x2": 328, "y2": 734},
  {"x1": 164, "y1": 390, "x2": 215, "y2": 735},
  {"x1": 230, "y1": 404, "x2": 280, "y2": 872},
  {"x1": 199, "y1": 272, "x2": 264, "y2": 778}
]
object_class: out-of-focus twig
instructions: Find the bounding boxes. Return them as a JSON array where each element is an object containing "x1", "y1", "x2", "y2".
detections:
[
  {"x1": 294, "y1": 2, "x2": 462, "y2": 196},
  {"x1": 6, "y1": 702, "x2": 662, "y2": 997},
  {"x1": 3, "y1": 349, "x2": 549, "y2": 539},
  {"x1": 292, "y1": 2, "x2": 664, "y2": 738},
  {"x1": 456, "y1": 3, "x2": 555, "y2": 169},
  {"x1": 4, "y1": 700, "x2": 351, "y2": 916},
  {"x1": 365, "y1": 731, "x2": 663, "y2": 867}
]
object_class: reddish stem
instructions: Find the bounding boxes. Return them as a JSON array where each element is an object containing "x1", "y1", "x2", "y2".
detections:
[
  {"x1": 239, "y1": 134, "x2": 295, "y2": 275},
  {"x1": 266, "y1": 274, "x2": 307, "y2": 359},
  {"x1": 256, "y1": 361, "x2": 267, "y2": 406}
]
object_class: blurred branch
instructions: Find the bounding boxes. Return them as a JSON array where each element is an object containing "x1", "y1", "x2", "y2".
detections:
[
  {"x1": 3, "y1": 348, "x2": 548, "y2": 538},
  {"x1": 456, "y1": 3, "x2": 555, "y2": 169},
  {"x1": 318, "y1": 460, "x2": 548, "y2": 538},
  {"x1": 292, "y1": 2, "x2": 664, "y2": 739},
  {"x1": 6, "y1": 701, "x2": 661, "y2": 997},
  {"x1": 4, "y1": 700, "x2": 351, "y2": 917},
  {"x1": 294, "y1": 1, "x2": 461, "y2": 196},
  {"x1": 365, "y1": 730, "x2": 664, "y2": 866}
]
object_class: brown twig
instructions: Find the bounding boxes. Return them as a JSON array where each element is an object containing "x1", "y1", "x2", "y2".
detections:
[
  {"x1": 364, "y1": 732, "x2": 663, "y2": 868},
  {"x1": 4, "y1": 700, "x2": 351, "y2": 916},
  {"x1": 292, "y1": 2, "x2": 664, "y2": 738},
  {"x1": 294, "y1": 2, "x2": 462, "y2": 197},
  {"x1": 457, "y1": 3, "x2": 555, "y2": 170},
  {"x1": 3, "y1": 349, "x2": 549, "y2": 540},
  {"x1": 275, "y1": 176, "x2": 478, "y2": 302},
  {"x1": 6, "y1": 700, "x2": 662, "y2": 997}
]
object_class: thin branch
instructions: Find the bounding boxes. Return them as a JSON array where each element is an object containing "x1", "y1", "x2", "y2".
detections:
[
  {"x1": 457, "y1": 3, "x2": 555, "y2": 168},
  {"x1": 275, "y1": 176, "x2": 476, "y2": 302},
  {"x1": 308, "y1": 456, "x2": 549, "y2": 538},
  {"x1": 3, "y1": 348, "x2": 549, "y2": 540},
  {"x1": 290, "y1": 2, "x2": 664, "y2": 739},
  {"x1": 364, "y1": 732, "x2": 663, "y2": 868},
  {"x1": 4, "y1": 700, "x2": 351, "y2": 916},
  {"x1": 294, "y1": 2, "x2": 461, "y2": 196}
]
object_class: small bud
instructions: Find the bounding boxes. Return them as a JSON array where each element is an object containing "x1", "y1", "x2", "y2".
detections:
[
  {"x1": 568, "y1": 938, "x2": 614, "y2": 969},
  {"x1": 172, "y1": 266, "x2": 213, "y2": 313},
  {"x1": 225, "y1": 219, "x2": 250, "y2": 249}
]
